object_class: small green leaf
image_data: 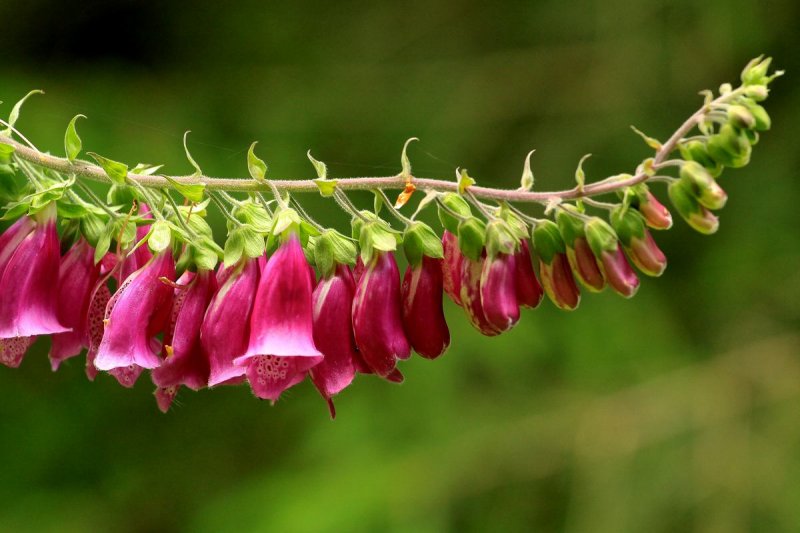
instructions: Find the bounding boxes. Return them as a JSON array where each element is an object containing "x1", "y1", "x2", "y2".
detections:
[
  {"x1": 131, "y1": 163, "x2": 164, "y2": 176},
  {"x1": 629, "y1": 126, "x2": 662, "y2": 150},
  {"x1": 242, "y1": 227, "x2": 266, "y2": 258},
  {"x1": 164, "y1": 176, "x2": 205, "y2": 202},
  {"x1": 247, "y1": 142, "x2": 268, "y2": 182},
  {"x1": 64, "y1": 114, "x2": 86, "y2": 162},
  {"x1": 148, "y1": 220, "x2": 172, "y2": 253},
  {"x1": 456, "y1": 168, "x2": 475, "y2": 194},
  {"x1": 313, "y1": 177, "x2": 338, "y2": 197},
  {"x1": 306, "y1": 150, "x2": 327, "y2": 180},
  {"x1": 87, "y1": 153, "x2": 128, "y2": 185},
  {"x1": 272, "y1": 208, "x2": 301, "y2": 236},
  {"x1": 56, "y1": 201, "x2": 88, "y2": 219},
  {"x1": 1, "y1": 201, "x2": 30, "y2": 221},
  {"x1": 94, "y1": 226, "x2": 112, "y2": 265},
  {"x1": 182, "y1": 131, "x2": 203, "y2": 177},
  {"x1": 0, "y1": 143, "x2": 16, "y2": 164},
  {"x1": 574, "y1": 154, "x2": 591, "y2": 190},
  {"x1": 400, "y1": 137, "x2": 418, "y2": 178},
  {"x1": 224, "y1": 227, "x2": 246, "y2": 266},
  {"x1": 373, "y1": 191, "x2": 384, "y2": 215},
  {"x1": 519, "y1": 149, "x2": 535, "y2": 191},
  {"x1": 314, "y1": 233, "x2": 335, "y2": 278},
  {"x1": 411, "y1": 189, "x2": 440, "y2": 220},
  {"x1": 5, "y1": 90, "x2": 44, "y2": 134}
]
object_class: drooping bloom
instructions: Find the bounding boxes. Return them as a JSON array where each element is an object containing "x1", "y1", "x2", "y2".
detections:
[
  {"x1": 152, "y1": 269, "x2": 217, "y2": 412},
  {"x1": 557, "y1": 211, "x2": 605, "y2": 292},
  {"x1": 0, "y1": 217, "x2": 37, "y2": 367},
  {"x1": 514, "y1": 240, "x2": 543, "y2": 308},
  {"x1": 49, "y1": 238, "x2": 101, "y2": 371},
  {"x1": 235, "y1": 235, "x2": 323, "y2": 401},
  {"x1": 480, "y1": 251, "x2": 520, "y2": 333},
  {"x1": 203, "y1": 257, "x2": 259, "y2": 387},
  {"x1": 635, "y1": 188, "x2": 673, "y2": 230},
  {"x1": 533, "y1": 220, "x2": 580, "y2": 310},
  {"x1": 585, "y1": 218, "x2": 639, "y2": 298},
  {"x1": 459, "y1": 253, "x2": 501, "y2": 335},
  {"x1": 441, "y1": 230, "x2": 463, "y2": 305},
  {"x1": 94, "y1": 250, "x2": 176, "y2": 371},
  {"x1": 402, "y1": 256, "x2": 450, "y2": 358},
  {"x1": 0, "y1": 203, "x2": 69, "y2": 340},
  {"x1": 668, "y1": 178, "x2": 720, "y2": 235},
  {"x1": 85, "y1": 276, "x2": 112, "y2": 381},
  {"x1": 611, "y1": 207, "x2": 667, "y2": 277},
  {"x1": 352, "y1": 251, "x2": 411, "y2": 376},
  {"x1": 310, "y1": 264, "x2": 360, "y2": 416}
]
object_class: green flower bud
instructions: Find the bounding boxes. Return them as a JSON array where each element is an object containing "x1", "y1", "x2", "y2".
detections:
[
  {"x1": 668, "y1": 178, "x2": 719, "y2": 235},
  {"x1": 742, "y1": 100, "x2": 771, "y2": 131},
  {"x1": 707, "y1": 126, "x2": 751, "y2": 169},
  {"x1": 609, "y1": 207, "x2": 646, "y2": 245},
  {"x1": 484, "y1": 219, "x2": 518, "y2": 258},
  {"x1": 727, "y1": 105, "x2": 756, "y2": 130},
  {"x1": 457, "y1": 218, "x2": 486, "y2": 261},
  {"x1": 437, "y1": 192, "x2": 471, "y2": 234},
  {"x1": 743, "y1": 85, "x2": 768, "y2": 101},
  {"x1": 584, "y1": 217, "x2": 619, "y2": 257},
  {"x1": 679, "y1": 161, "x2": 727, "y2": 210},
  {"x1": 531, "y1": 219, "x2": 565, "y2": 264},
  {"x1": 741, "y1": 56, "x2": 772, "y2": 86},
  {"x1": 743, "y1": 129, "x2": 759, "y2": 146},
  {"x1": 678, "y1": 140, "x2": 723, "y2": 177}
]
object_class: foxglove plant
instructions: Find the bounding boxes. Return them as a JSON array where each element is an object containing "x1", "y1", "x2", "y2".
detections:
[{"x1": 0, "y1": 57, "x2": 783, "y2": 414}]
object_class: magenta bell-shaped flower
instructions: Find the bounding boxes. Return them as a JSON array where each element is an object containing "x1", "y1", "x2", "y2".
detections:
[
  {"x1": 203, "y1": 257, "x2": 259, "y2": 387},
  {"x1": 459, "y1": 253, "x2": 501, "y2": 336},
  {"x1": 0, "y1": 204, "x2": 69, "y2": 341},
  {"x1": 597, "y1": 246, "x2": 640, "y2": 298},
  {"x1": 49, "y1": 238, "x2": 101, "y2": 371},
  {"x1": 539, "y1": 254, "x2": 581, "y2": 311},
  {"x1": 94, "y1": 250, "x2": 176, "y2": 371},
  {"x1": 480, "y1": 251, "x2": 520, "y2": 333},
  {"x1": 637, "y1": 190, "x2": 673, "y2": 230},
  {"x1": 85, "y1": 276, "x2": 112, "y2": 381},
  {"x1": 515, "y1": 240, "x2": 543, "y2": 308},
  {"x1": 567, "y1": 237, "x2": 606, "y2": 292},
  {"x1": 402, "y1": 256, "x2": 450, "y2": 359},
  {"x1": 0, "y1": 217, "x2": 37, "y2": 367},
  {"x1": 625, "y1": 230, "x2": 667, "y2": 277},
  {"x1": 235, "y1": 235, "x2": 323, "y2": 401},
  {"x1": 441, "y1": 230, "x2": 463, "y2": 305},
  {"x1": 152, "y1": 269, "x2": 217, "y2": 412},
  {"x1": 352, "y1": 251, "x2": 411, "y2": 377},
  {"x1": 310, "y1": 264, "x2": 360, "y2": 417},
  {"x1": 118, "y1": 203, "x2": 154, "y2": 283}
]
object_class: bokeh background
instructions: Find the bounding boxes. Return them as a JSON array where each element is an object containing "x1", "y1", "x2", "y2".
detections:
[{"x1": 1, "y1": 0, "x2": 798, "y2": 531}]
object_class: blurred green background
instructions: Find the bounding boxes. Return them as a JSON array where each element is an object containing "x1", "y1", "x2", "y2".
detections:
[{"x1": 1, "y1": 0, "x2": 798, "y2": 531}]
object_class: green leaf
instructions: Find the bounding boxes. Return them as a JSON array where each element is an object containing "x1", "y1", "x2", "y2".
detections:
[
  {"x1": 0, "y1": 143, "x2": 16, "y2": 164},
  {"x1": 272, "y1": 207, "x2": 301, "y2": 236},
  {"x1": 457, "y1": 168, "x2": 475, "y2": 194},
  {"x1": 400, "y1": 137, "x2": 418, "y2": 177},
  {"x1": 56, "y1": 201, "x2": 88, "y2": 219},
  {"x1": 242, "y1": 227, "x2": 266, "y2": 259},
  {"x1": 87, "y1": 153, "x2": 128, "y2": 185},
  {"x1": 148, "y1": 220, "x2": 172, "y2": 253},
  {"x1": 306, "y1": 150, "x2": 327, "y2": 180},
  {"x1": 313, "y1": 177, "x2": 338, "y2": 197},
  {"x1": 131, "y1": 163, "x2": 164, "y2": 176},
  {"x1": 1, "y1": 201, "x2": 30, "y2": 221},
  {"x1": 164, "y1": 176, "x2": 205, "y2": 202},
  {"x1": 519, "y1": 149, "x2": 535, "y2": 191},
  {"x1": 373, "y1": 191, "x2": 384, "y2": 215},
  {"x1": 574, "y1": 153, "x2": 591, "y2": 190},
  {"x1": 314, "y1": 233, "x2": 335, "y2": 278},
  {"x1": 182, "y1": 131, "x2": 203, "y2": 177},
  {"x1": 629, "y1": 126, "x2": 662, "y2": 150},
  {"x1": 4, "y1": 90, "x2": 44, "y2": 134},
  {"x1": 190, "y1": 238, "x2": 220, "y2": 271},
  {"x1": 64, "y1": 114, "x2": 85, "y2": 162},
  {"x1": 224, "y1": 228, "x2": 245, "y2": 266},
  {"x1": 247, "y1": 142, "x2": 268, "y2": 182},
  {"x1": 403, "y1": 221, "x2": 443, "y2": 266},
  {"x1": 94, "y1": 226, "x2": 113, "y2": 265}
]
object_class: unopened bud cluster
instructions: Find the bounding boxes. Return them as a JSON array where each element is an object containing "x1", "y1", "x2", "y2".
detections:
[{"x1": 0, "y1": 57, "x2": 781, "y2": 416}]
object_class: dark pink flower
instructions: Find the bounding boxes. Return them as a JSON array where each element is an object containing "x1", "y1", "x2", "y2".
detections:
[
  {"x1": 480, "y1": 252, "x2": 520, "y2": 333},
  {"x1": 597, "y1": 246, "x2": 640, "y2": 298},
  {"x1": 85, "y1": 277, "x2": 112, "y2": 381},
  {"x1": 514, "y1": 240, "x2": 543, "y2": 308},
  {"x1": 235, "y1": 235, "x2": 322, "y2": 402},
  {"x1": 566, "y1": 237, "x2": 606, "y2": 292},
  {"x1": 637, "y1": 189, "x2": 673, "y2": 230},
  {"x1": 310, "y1": 264, "x2": 359, "y2": 416},
  {"x1": 402, "y1": 256, "x2": 450, "y2": 359},
  {"x1": 203, "y1": 257, "x2": 259, "y2": 387},
  {"x1": 0, "y1": 217, "x2": 37, "y2": 368},
  {"x1": 49, "y1": 238, "x2": 101, "y2": 371},
  {"x1": 539, "y1": 253, "x2": 581, "y2": 310},
  {"x1": 441, "y1": 230, "x2": 463, "y2": 305},
  {"x1": 352, "y1": 252, "x2": 410, "y2": 377},
  {"x1": 459, "y1": 253, "x2": 501, "y2": 336},
  {"x1": 94, "y1": 250, "x2": 175, "y2": 372},
  {"x1": 625, "y1": 230, "x2": 667, "y2": 277},
  {"x1": 0, "y1": 204, "x2": 68, "y2": 341},
  {"x1": 152, "y1": 269, "x2": 217, "y2": 412}
]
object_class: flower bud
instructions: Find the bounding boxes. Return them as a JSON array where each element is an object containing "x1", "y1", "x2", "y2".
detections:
[
  {"x1": 514, "y1": 240, "x2": 543, "y2": 308},
  {"x1": 611, "y1": 208, "x2": 667, "y2": 277},
  {"x1": 556, "y1": 211, "x2": 605, "y2": 292},
  {"x1": 441, "y1": 230, "x2": 463, "y2": 305},
  {"x1": 727, "y1": 105, "x2": 756, "y2": 130},
  {"x1": 457, "y1": 218, "x2": 486, "y2": 261},
  {"x1": 668, "y1": 179, "x2": 719, "y2": 235},
  {"x1": 742, "y1": 100, "x2": 771, "y2": 131},
  {"x1": 707, "y1": 124, "x2": 751, "y2": 169},
  {"x1": 437, "y1": 192, "x2": 471, "y2": 234},
  {"x1": 533, "y1": 220, "x2": 580, "y2": 310},
  {"x1": 679, "y1": 161, "x2": 727, "y2": 210},
  {"x1": 480, "y1": 251, "x2": 520, "y2": 333},
  {"x1": 678, "y1": 140, "x2": 723, "y2": 178},
  {"x1": 629, "y1": 185, "x2": 673, "y2": 230},
  {"x1": 403, "y1": 256, "x2": 450, "y2": 358},
  {"x1": 743, "y1": 85, "x2": 768, "y2": 101},
  {"x1": 740, "y1": 55, "x2": 772, "y2": 86},
  {"x1": 585, "y1": 218, "x2": 639, "y2": 297},
  {"x1": 459, "y1": 253, "x2": 502, "y2": 335}
]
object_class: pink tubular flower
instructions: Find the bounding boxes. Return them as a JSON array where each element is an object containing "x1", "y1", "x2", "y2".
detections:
[
  {"x1": 152, "y1": 269, "x2": 217, "y2": 412},
  {"x1": 352, "y1": 251, "x2": 411, "y2": 377},
  {"x1": 539, "y1": 253, "x2": 581, "y2": 310},
  {"x1": 459, "y1": 254, "x2": 501, "y2": 336},
  {"x1": 85, "y1": 278, "x2": 112, "y2": 381},
  {"x1": 118, "y1": 203, "x2": 153, "y2": 283},
  {"x1": 94, "y1": 250, "x2": 176, "y2": 371},
  {"x1": 203, "y1": 257, "x2": 259, "y2": 387},
  {"x1": 625, "y1": 230, "x2": 667, "y2": 277},
  {"x1": 480, "y1": 251, "x2": 520, "y2": 333},
  {"x1": 310, "y1": 264, "x2": 359, "y2": 416},
  {"x1": 402, "y1": 256, "x2": 450, "y2": 359},
  {"x1": 567, "y1": 237, "x2": 606, "y2": 292},
  {"x1": 637, "y1": 189, "x2": 673, "y2": 230},
  {"x1": 515, "y1": 240, "x2": 543, "y2": 308},
  {"x1": 441, "y1": 230, "x2": 463, "y2": 305},
  {"x1": 597, "y1": 246, "x2": 640, "y2": 298},
  {"x1": 235, "y1": 235, "x2": 323, "y2": 402},
  {"x1": 49, "y1": 238, "x2": 101, "y2": 371},
  {"x1": 0, "y1": 204, "x2": 68, "y2": 340},
  {"x1": 0, "y1": 217, "x2": 37, "y2": 367}
]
